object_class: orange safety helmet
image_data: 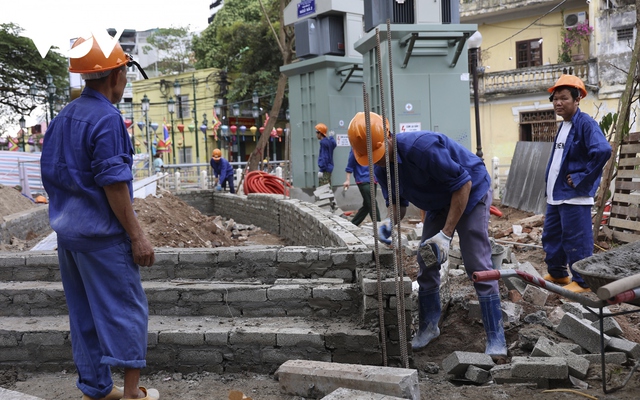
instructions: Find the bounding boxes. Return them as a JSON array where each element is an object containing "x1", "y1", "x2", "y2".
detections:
[
  {"x1": 315, "y1": 123, "x2": 328, "y2": 136},
  {"x1": 212, "y1": 148, "x2": 222, "y2": 160},
  {"x1": 548, "y1": 74, "x2": 587, "y2": 99},
  {"x1": 69, "y1": 37, "x2": 129, "y2": 77},
  {"x1": 347, "y1": 112, "x2": 388, "y2": 166}
]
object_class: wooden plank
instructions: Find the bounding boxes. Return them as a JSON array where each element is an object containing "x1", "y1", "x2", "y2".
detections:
[
  {"x1": 615, "y1": 170, "x2": 640, "y2": 179},
  {"x1": 614, "y1": 180, "x2": 640, "y2": 191},
  {"x1": 618, "y1": 157, "x2": 640, "y2": 167},
  {"x1": 611, "y1": 204, "x2": 640, "y2": 218},
  {"x1": 627, "y1": 132, "x2": 640, "y2": 142},
  {"x1": 608, "y1": 217, "x2": 640, "y2": 231},
  {"x1": 620, "y1": 143, "x2": 640, "y2": 154},
  {"x1": 612, "y1": 193, "x2": 640, "y2": 206},
  {"x1": 612, "y1": 229, "x2": 640, "y2": 244}
]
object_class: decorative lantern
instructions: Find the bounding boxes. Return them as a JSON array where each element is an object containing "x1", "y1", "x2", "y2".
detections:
[{"x1": 230, "y1": 125, "x2": 237, "y2": 134}]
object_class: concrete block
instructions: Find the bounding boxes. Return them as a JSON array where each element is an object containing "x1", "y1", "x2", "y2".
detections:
[
  {"x1": 442, "y1": 351, "x2": 495, "y2": 376},
  {"x1": 547, "y1": 306, "x2": 566, "y2": 325},
  {"x1": 580, "y1": 352, "x2": 627, "y2": 365},
  {"x1": 530, "y1": 337, "x2": 590, "y2": 379},
  {"x1": 503, "y1": 262, "x2": 540, "y2": 294},
  {"x1": 606, "y1": 337, "x2": 640, "y2": 359},
  {"x1": 591, "y1": 317, "x2": 623, "y2": 337},
  {"x1": 465, "y1": 365, "x2": 491, "y2": 384},
  {"x1": 490, "y1": 364, "x2": 550, "y2": 388},
  {"x1": 275, "y1": 360, "x2": 419, "y2": 400},
  {"x1": 560, "y1": 302, "x2": 607, "y2": 322},
  {"x1": 522, "y1": 285, "x2": 549, "y2": 306},
  {"x1": 0, "y1": 388, "x2": 45, "y2": 400},
  {"x1": 322, "y1": 388, "x2": 406, "y2": 399},
  {"x1": 556, "y1": 313, "x2": 611, "y2": 354},
  {"x1": 511, "y1": 356, "x2": 568, "y2": 380}
]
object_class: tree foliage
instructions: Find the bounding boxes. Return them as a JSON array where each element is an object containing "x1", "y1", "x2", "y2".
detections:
[
  {"x1": 0, "y1": 23, "x2": 68, "y2": 131},
  {"x1": 143, "y1": 27, "x2": 194, "y2": 74}
]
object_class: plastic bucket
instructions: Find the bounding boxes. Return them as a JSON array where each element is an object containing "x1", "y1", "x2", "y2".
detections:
[{"x1": 490, "y1": 241, "x2": 506, "y2": 270}]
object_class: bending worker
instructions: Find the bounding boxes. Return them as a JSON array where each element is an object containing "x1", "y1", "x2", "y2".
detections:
[
  {"x1": 343, "y1": 149, "x2": 381, "y2": 226},
  {"x1": 210, "y1": 148, "x2": 235, "y2": 193},
  {"x1": 347, "y1": 112, "x2": 507, "y2": 360},
  {"x1": 542, "y1": 75, "x2": 611, "y2": 293},
  {"x1": 40, "y1": 36, "x2": 159, "y2": 399}
]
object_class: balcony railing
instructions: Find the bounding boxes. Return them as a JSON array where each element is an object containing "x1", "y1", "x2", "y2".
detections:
[{"x1": 477, "y1": 61, "x2": 589, "y2": 98}]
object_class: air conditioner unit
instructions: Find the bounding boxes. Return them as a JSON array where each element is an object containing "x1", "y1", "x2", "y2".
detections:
[{"x1": 564, "y1": 12, "x2": 587, "y2": 28}]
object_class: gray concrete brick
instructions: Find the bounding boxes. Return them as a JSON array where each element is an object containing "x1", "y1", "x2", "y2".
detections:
[
  {"x1": 560, "y1": 302, "x2": 608, "y2": 322},
  {"x1": 21, "y1": 332, "x2": 66, "y2": 346},
  {"x1": 322, "y1": 387, "x2": 406, "y2": 399},
  {"x1": 0, "y1": 387, "x2": 45, "y2": 400},
  {"x1": 0, "y1": 334, "x2": 18, "y2": 347},
  {"x1": 556, "y1": 313, "x2": 611, "y2": 354},
  {"x1": 606, "y1": 337, "x2": 640, "y2": 359},
  {"x1": 25, "y1": 252, "x2": 58, "y2": 267},
  {"x1": 178, "y1": 250, "x2": 216, "y2": 264},
  {"x1": 204, "y1": 330, "x2": 229, "y2": 346},
  {"x1": 503, "y1": 262, "x2": 540, "y2": 294},
  {"x1": 225, "y1": 287, "x2": 268, "y2": 302},
  {"x1": 362, "y1": 278, "x2": 412, "y2": 296},
  {"x1": 465, "y1": 365, "x2": 491, "y2": 384},
  {"x1": 276, "y1": 330, "x2": 324, "y2": 347},
  {"x1": 267, "y1": 285, "x2": 312, "y2": 300},
  {"x1": 580, "y1": 352, "x2": 627, "y2": 365},
  {"x1": 530, "y1": 337, "x2": 590, "y2": 379},
  {"x1": 313, "y1": 285, "x2": 355, "y2": 301},
  {"x1": 591, "y1": 317, "x2": 623, "y2": 337},
  {"x1": 158, "y1": 331, "x2": 205, "y2": 346},
  {"x1": 490, "y1": 364, "x2": 550, "y2": 388},
  {"x1": 511, "y1": 356, "x2": 568, "y2": 379},
  {"x1": 442, "y1": 351, "x2": 495, "y2": 376},
  {"x1": 522, "y1": 285, "x2": 549, "y2": 306},
  {"x1": 275, "y1": 360, "x2": 419, "y2": 400},
  {"x1": 229, "y1": 329, "x2": 276, "y2": 346}
]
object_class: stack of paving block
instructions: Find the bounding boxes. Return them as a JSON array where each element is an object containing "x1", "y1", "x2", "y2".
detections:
[{"x1": 314, "y1": 184, "x2": 340, "y2": 213}]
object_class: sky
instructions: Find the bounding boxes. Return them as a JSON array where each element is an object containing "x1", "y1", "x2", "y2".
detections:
[{"x1": 2, "y1": 0, "x2": 213, "y2": 58}]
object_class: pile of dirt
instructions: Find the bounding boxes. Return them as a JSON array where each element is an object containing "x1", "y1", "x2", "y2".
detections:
[{"x1": 0, "y1": 184, "x2": 38, "y2": 218}]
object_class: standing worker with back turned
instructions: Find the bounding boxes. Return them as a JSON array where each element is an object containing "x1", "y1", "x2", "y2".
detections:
[
  {"x1": 40, "y1": 36, "x2": 159, "y2": 399},
  {"x1": 347, "y1": 112, "x2": 507, "y2": 360},
  {"x1": 316, "y1": 123, "x2": 336, "y2": 186},
  {"x1": 542, "y1": 75, "x2": 611, "y2": 293},
  {"x1": 210, "y1": 148, "x2": 235, "y2": 193},
  {"x1": 343, "y1": 148, "x2": 381, "y2": 226}
]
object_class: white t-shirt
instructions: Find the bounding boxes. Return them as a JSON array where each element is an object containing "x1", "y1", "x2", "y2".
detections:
[{"x1": 547, "y1": 121, "x2": 593, "y2": 205}]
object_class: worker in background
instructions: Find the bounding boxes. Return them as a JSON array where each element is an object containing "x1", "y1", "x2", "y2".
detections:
[
  {"x1": 316, "y1": 123, "x2": 336, "y2": 186},
  {"x1": 542, "y1": 75, "x2": 611, "y2": 293},
  {"x1": 343, "y1": 149, "x2": 380, "y2": 226},
  {"x1": 40, "y1": 36, "x2": 159, "y2": 400},
  {"x1": 210, "y1": 148, "x2": 235, "y2": 193},
  {"x1": 152, "y1": 153, "x2": 164, "y2": 174},
  {"x1": 347, "y1": 111, "x2": 507, "y2": 361}
]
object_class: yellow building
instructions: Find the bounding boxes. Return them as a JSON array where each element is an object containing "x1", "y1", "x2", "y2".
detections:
[{"x1": 461, "y1": 0, "x2": 634, "y2": 166}]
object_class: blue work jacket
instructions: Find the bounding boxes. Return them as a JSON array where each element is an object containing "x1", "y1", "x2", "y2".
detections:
[
  {"x1": 41, "y1": 87, "x2": 134, "y2": 252},
  {"x1": 544, "y1": 108, "x2": 611, "y2": 200},
  {"x1": 345, "y1": 150, "x2": 375, "y2": 184},
  {"x1": 210, "y1": 157, "x2": 234, "y2": 180},
  {"x1": 318, "y1": 135, "x2": 337, "y2": 173},
  {"x1": 374, "y1": 131, "x2": 490, "y2": 215}
]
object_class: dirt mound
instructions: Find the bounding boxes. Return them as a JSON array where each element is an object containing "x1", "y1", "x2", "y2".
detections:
[{"x1": 0, "y1": 184, "x2": 38, "y2": 218}]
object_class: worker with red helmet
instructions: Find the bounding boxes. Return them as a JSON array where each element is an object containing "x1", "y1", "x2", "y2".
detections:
[
  {"x1": 347, "y1": 111, "x2": 507, "y2": 360},
  {"x1": 316, "y1": 123, "x2": 336, "y2": 186},
  {"x1": 210, "y1": 148, "x2": 235, "y2": 193},
  {"x1": 542, "y1": 75, "x2": 611, "y2": 293},
  {"x1": 40, "y1": 35, "x2": 159, "y2": 400}
]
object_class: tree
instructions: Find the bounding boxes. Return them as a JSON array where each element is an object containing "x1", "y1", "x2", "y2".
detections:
[
  {"x1": 142, "y1": 27, "x2": 194, "y2": 74},
  {"x1": 0, "y1": 23, "x2": 68, "y2": 133}
]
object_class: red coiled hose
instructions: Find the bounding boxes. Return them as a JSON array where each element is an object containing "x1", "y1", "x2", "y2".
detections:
[{"x1": 243, "y1": 171, "x2": 291, "y2": 195}]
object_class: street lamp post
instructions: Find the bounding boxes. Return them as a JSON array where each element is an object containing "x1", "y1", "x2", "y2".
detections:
[
  {"x1": 46, "y1": 74, "x2": 56, "y2": 122},
  {"x1": 201, "y1": 113, "x2": 208, "y2": 161},
  {"x1": 19, "y1": 116, "x2": 26, "y2": 152},
  {"x1": 468, "y1": 31, "x2": 483, "y2": 160},
  {"x1": 168, "y1": 97, "x2": 176, "y2": 164},
  {"x1": 141, "y1": 94, "x2": 152, "y2": 176},
  {"x1": 232, "y1": 104, "x2": 240, "y2": 162},
  {"x1": 191, "y1": 74, "x2": 199, "y2": 163}
]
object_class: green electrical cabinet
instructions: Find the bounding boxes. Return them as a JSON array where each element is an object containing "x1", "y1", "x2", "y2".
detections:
[
  {"x1": 355, "y1": 24, "x2": 477, "y2": 148},
  {"x1": 281, "y1": 56, "x2": 364, "y2": 189}
]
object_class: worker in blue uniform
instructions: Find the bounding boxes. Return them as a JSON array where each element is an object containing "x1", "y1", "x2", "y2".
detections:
[
  {"x1": 347, "y1": 111, "x2": 507, "y2": 360},
  {"x1": 210, "y1": 148, "x2": 235, "y2": 193},
  {"x1": 343, "y1": 149, "x2": 381, "y2": 226},
  {"x1": 40, "y1": 36, "x2": 159, "y2": 400},
  {"x1": 542, "y1": 75, "x2": 611, "y2": 293},
  {"x1": 316, "y1": 123, "x2": 336, "y2": 186}
]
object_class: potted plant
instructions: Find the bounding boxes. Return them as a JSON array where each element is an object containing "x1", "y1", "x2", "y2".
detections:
[{"x1": 560, "y1": 20, "x2": 594, "y2": 62}]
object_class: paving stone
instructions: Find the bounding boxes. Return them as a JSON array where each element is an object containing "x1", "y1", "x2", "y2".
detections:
[
  {"x1": 522, "y1": 285, "x2": 549, "y2": 306},
  {"x1": 591, "y1": 317, "x2": 623, "y2": 337},
  {"x1": 275, "y1": 360, "x2": 419, "y2": 400},
  {"x1": 556, "y1": 313, "x2": 611, "y2": 354},
  {"x1": 503, "y1": 262, "x2": 541, "y2": 294},
  {"x1": 442, "y1": 351, "x2": 495, "y2": 376},
  {"x1": 580, "y1": 352, "x2": 627, "y2": 365},
  {"x1": 606, "y1": 337, "x2": 640, "y2": 359},
  {"x1": 321, "y1": 387, "x2": 406, "y2": 400},
  {"x1": 530, "y1": 337, "x2": 590, "y2": 379},
  {"x1": 465, "y1": 365, "x2": 490, "y2": 384},
  {"x1": 511, "y1": 356, "x2": 568, "y2": 380},
  {"x1": 490, "y1": 364, "x2": 550, "y2": 388}
]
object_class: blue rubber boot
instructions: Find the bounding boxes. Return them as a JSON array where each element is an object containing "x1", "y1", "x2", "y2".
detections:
[
  {"x1": 411, "y1": 289, "x2": 441, "y2": 351},
  {"x1": 479, "y1": 294, "x2": 507, "y2": 358}
]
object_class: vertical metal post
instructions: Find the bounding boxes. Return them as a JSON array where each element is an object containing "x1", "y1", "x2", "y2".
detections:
[
  {"x1": 192, "y1": 74, "x2": 199, "y2": 164},
  {"x1": 471, "y1": 47, "x2": 483, "y2": 159}
]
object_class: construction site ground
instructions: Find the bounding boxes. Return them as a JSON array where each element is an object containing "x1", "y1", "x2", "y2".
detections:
[{"x1": 1, "y1": 184, "x2": 639, "y2": 399}]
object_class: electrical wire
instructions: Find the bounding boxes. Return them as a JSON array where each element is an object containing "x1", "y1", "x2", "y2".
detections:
[
  {"x1": 243, "y1": 170, "x2": 291, "y2": 195},
  {"x1": 484, "y1": 0, "x2": 568, "y2": 52}
]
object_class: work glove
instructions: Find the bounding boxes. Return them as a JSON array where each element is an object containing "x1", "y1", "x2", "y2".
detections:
[
  {"x1": 378, "y1": 219, "x2": 392, "y2": 245},
  {"x1": 215, "y1": 184, "x2": 222, "y2": 191},
  {"x1": 318, "y1": 171, "x2": 323, "y2": 179},
  {"x1": 420, "y1": 230, "x2": 452, "y2": 266}
]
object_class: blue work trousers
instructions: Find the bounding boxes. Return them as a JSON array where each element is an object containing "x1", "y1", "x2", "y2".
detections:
[
  {"x1": 58, "y1": 239, "x2": 149, "y2": 399},
  {"x1": 220, "y1": 174, "x2": 235, "y2": 193},
  {"x1": 417, "y1": 190, "x2": 498, "y2": 297},
  {"x1": 542, "y1": 203, "x2": 593, "y2": 286}
]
